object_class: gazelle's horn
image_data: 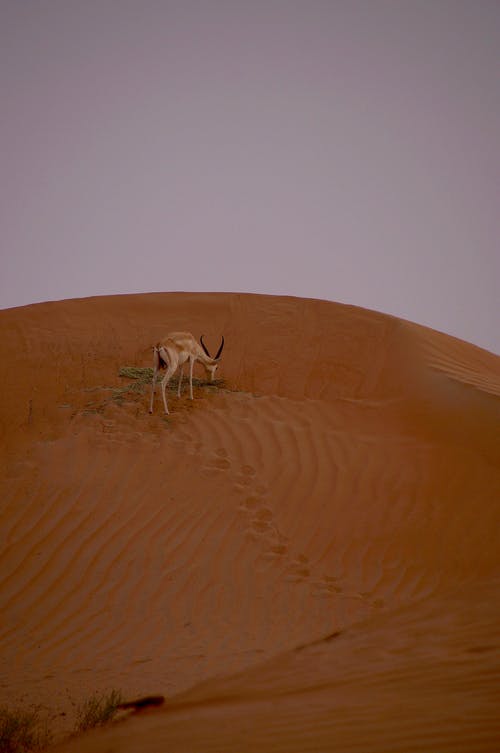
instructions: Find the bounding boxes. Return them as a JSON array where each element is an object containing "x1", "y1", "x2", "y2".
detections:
[
  {"x1": 200, "y1": 335, "x2": 211, "y2": 357},
  {"x1": 215, "y1": 335, "x2": 225, "y2": 360}
]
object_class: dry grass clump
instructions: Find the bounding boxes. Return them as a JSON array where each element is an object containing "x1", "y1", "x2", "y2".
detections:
[
  {"x1": 112, "y1": 367, "x2": 153, "y2": 400},
  {"x1": 114, "y1": 366, "x2": 226, "y2": 401},
  {"x1": 74, "y1": 689, "x2": 124, "y2": 732},
  {"x1": 0, "y1": 706, "x2": 52, "y2": 752},
  {"x1": 118, "y1": 366, "x2": 154, "y2": 385},
  {"x1": 0, "y1": 690, "x2": 125, "y2": 749}
]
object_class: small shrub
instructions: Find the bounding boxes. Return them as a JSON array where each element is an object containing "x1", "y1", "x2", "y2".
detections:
[
  {"x1": 111, "y1": 367, "x2": 152, "y2": 401},
  {"x1": 74, "y1": 689, "x2": 124, "y2": 733},
  {"x1": 118, "y1": 367, "x2": 154, "y2": 382},
  {"x1": 0, "y1": 706, "x2": 52, "y2": 752},
  {"x1": 115, "y1": 366, "x2": 226, "y2": 401}
]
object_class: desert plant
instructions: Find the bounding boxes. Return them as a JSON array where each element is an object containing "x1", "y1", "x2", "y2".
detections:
[
  {"x1": 118, "y1": 366, "x2": 154, "y2": 382},
  {"x1": 74, "y1": 689, "x2": 124, "y2": 733},
  {"x1": 111, "y1": 367, "x2": 153, "y2": 400},
  {"x1": 0, "y1": 705, "x2": 52, "y2": 752},
  {"x1": 114, "y1": 366, "x2": 226, "y2": 401}
]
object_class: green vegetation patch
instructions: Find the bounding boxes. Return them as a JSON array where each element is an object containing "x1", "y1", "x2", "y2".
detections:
[
  {"x1": 112, "y1": 367, "x2": 153, "y2": 401},
  {"x1": 118, "y1": 366, "x2": 154, "y2": 382},
  {"x1": 114, "y1": 366, "x2": 226, "y2": 402}
]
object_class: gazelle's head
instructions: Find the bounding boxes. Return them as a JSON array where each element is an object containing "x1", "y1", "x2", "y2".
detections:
[{"x1": 200, "y1": 335, "x2": 225, "y2": 381}]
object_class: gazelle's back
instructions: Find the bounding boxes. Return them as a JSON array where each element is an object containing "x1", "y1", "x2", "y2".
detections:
[
  {"x1": 161, "y1": 331, "x2": 196, "y2": 344},
  {"x1": 159, "y1": 332, "x2": 201, "y2": 356}
]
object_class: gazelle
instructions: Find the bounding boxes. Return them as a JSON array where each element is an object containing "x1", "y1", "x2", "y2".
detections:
[{"x1": 149, "y1": 332, "x2": 225, "y2": 414}]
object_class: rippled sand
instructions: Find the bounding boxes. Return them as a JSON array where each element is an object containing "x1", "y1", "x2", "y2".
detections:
[{"x1": 0, "y1": 293, "x2": 498, "y2": 752}]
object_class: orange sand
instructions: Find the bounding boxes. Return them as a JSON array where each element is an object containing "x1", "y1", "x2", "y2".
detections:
[{"x1": 0, "y1": 292, "x2": 498, "y2": 752}]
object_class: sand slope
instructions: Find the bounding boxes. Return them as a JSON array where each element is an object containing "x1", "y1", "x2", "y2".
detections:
[{"x1": 0, "y1": 293, "x2": 498, "y2": 751}]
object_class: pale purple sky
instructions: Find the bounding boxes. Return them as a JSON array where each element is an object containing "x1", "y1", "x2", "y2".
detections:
[{"x1": 1, "y1": 1, "x2": 498, "y2": 352}]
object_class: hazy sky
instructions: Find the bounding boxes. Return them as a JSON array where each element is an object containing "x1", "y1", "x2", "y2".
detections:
[{"x1": 1, "y1": 1, "x2": 498, "y2": 353}]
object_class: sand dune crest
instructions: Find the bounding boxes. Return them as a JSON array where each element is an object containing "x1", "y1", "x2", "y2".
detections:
[{"x1": 0, "y1": 293, "x2": 498, "y2": 751}]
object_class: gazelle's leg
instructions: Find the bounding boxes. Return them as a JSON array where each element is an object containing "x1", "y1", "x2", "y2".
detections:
[
  {"x1": 189, "y1": 357, "x2": 195, "y2": 399},
  {"x1": 177, "y1": 365, "x2": 184, "y2": 397},
  {"x1": 149, "y1": 349, "x2": 160, "y2": 414},
  {"x1": 149, "y1": 369, "x2": 157, "y2": 413},
  {"x1": 159, "y1": 347, "x2": 177, "y2": 415},
  {"x1": 161, "y1": 366, "x2": 176, "y2": 415}
]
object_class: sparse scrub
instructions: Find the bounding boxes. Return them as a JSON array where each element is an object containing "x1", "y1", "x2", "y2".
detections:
[
  {"x1": 118, "y1": 366, "x2": 154, "y2": 382},
  {"x1": 74, "y1": 689, "x2": 124, "y2": 732},
  {"x1": 114, "y1": 366, "x2": 226, "y2": 401},
  {"x1": 0, "y1": 705, "x2": 52, "y2": 752}
]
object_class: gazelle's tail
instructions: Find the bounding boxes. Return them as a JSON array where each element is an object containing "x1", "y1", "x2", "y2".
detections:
[{"x1": 153, "y1": 345, "x2": 168, "y2": 370}]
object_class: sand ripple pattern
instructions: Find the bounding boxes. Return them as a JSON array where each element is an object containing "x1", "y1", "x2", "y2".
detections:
[{"x1": 0, "y1": 293, "x2": 499, "y2": 752}]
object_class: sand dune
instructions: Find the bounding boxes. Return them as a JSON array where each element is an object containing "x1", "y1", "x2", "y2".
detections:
[{"x1": 0, "y1": 293, "x2": 498, "y2": 751}]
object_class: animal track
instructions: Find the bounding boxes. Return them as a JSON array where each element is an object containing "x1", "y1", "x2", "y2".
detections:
[
  {"x1": 286, "y1": 555, "x2": 311, "y2": 580},
  {"x1": 211, "y1": 457, "x2": 231, "y2": 470},
  {"x1": 241, "y1": 496, "x2": 259, "y2": 510},
  {"x1": 252, "y1": 519, "x2": 270, "y2": 532},
  {"x1": 312, "y1": 577, "x2": 343, "y2": 597},
  {"x1": 200, "y1": 447, "x2": 232, "y2": 476},
  {"x1": 255, "y1": 507, "x2": 273, "y2": 521},
  {"x1": 236, "y1": 475, "x2": 253, "y2": 487},
  {"x1": 270, "y1": 543, "x2": 288, "y2": 555},
  {"x1": 250, "y1": 507, "x2": 274, "y2": 534}
]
